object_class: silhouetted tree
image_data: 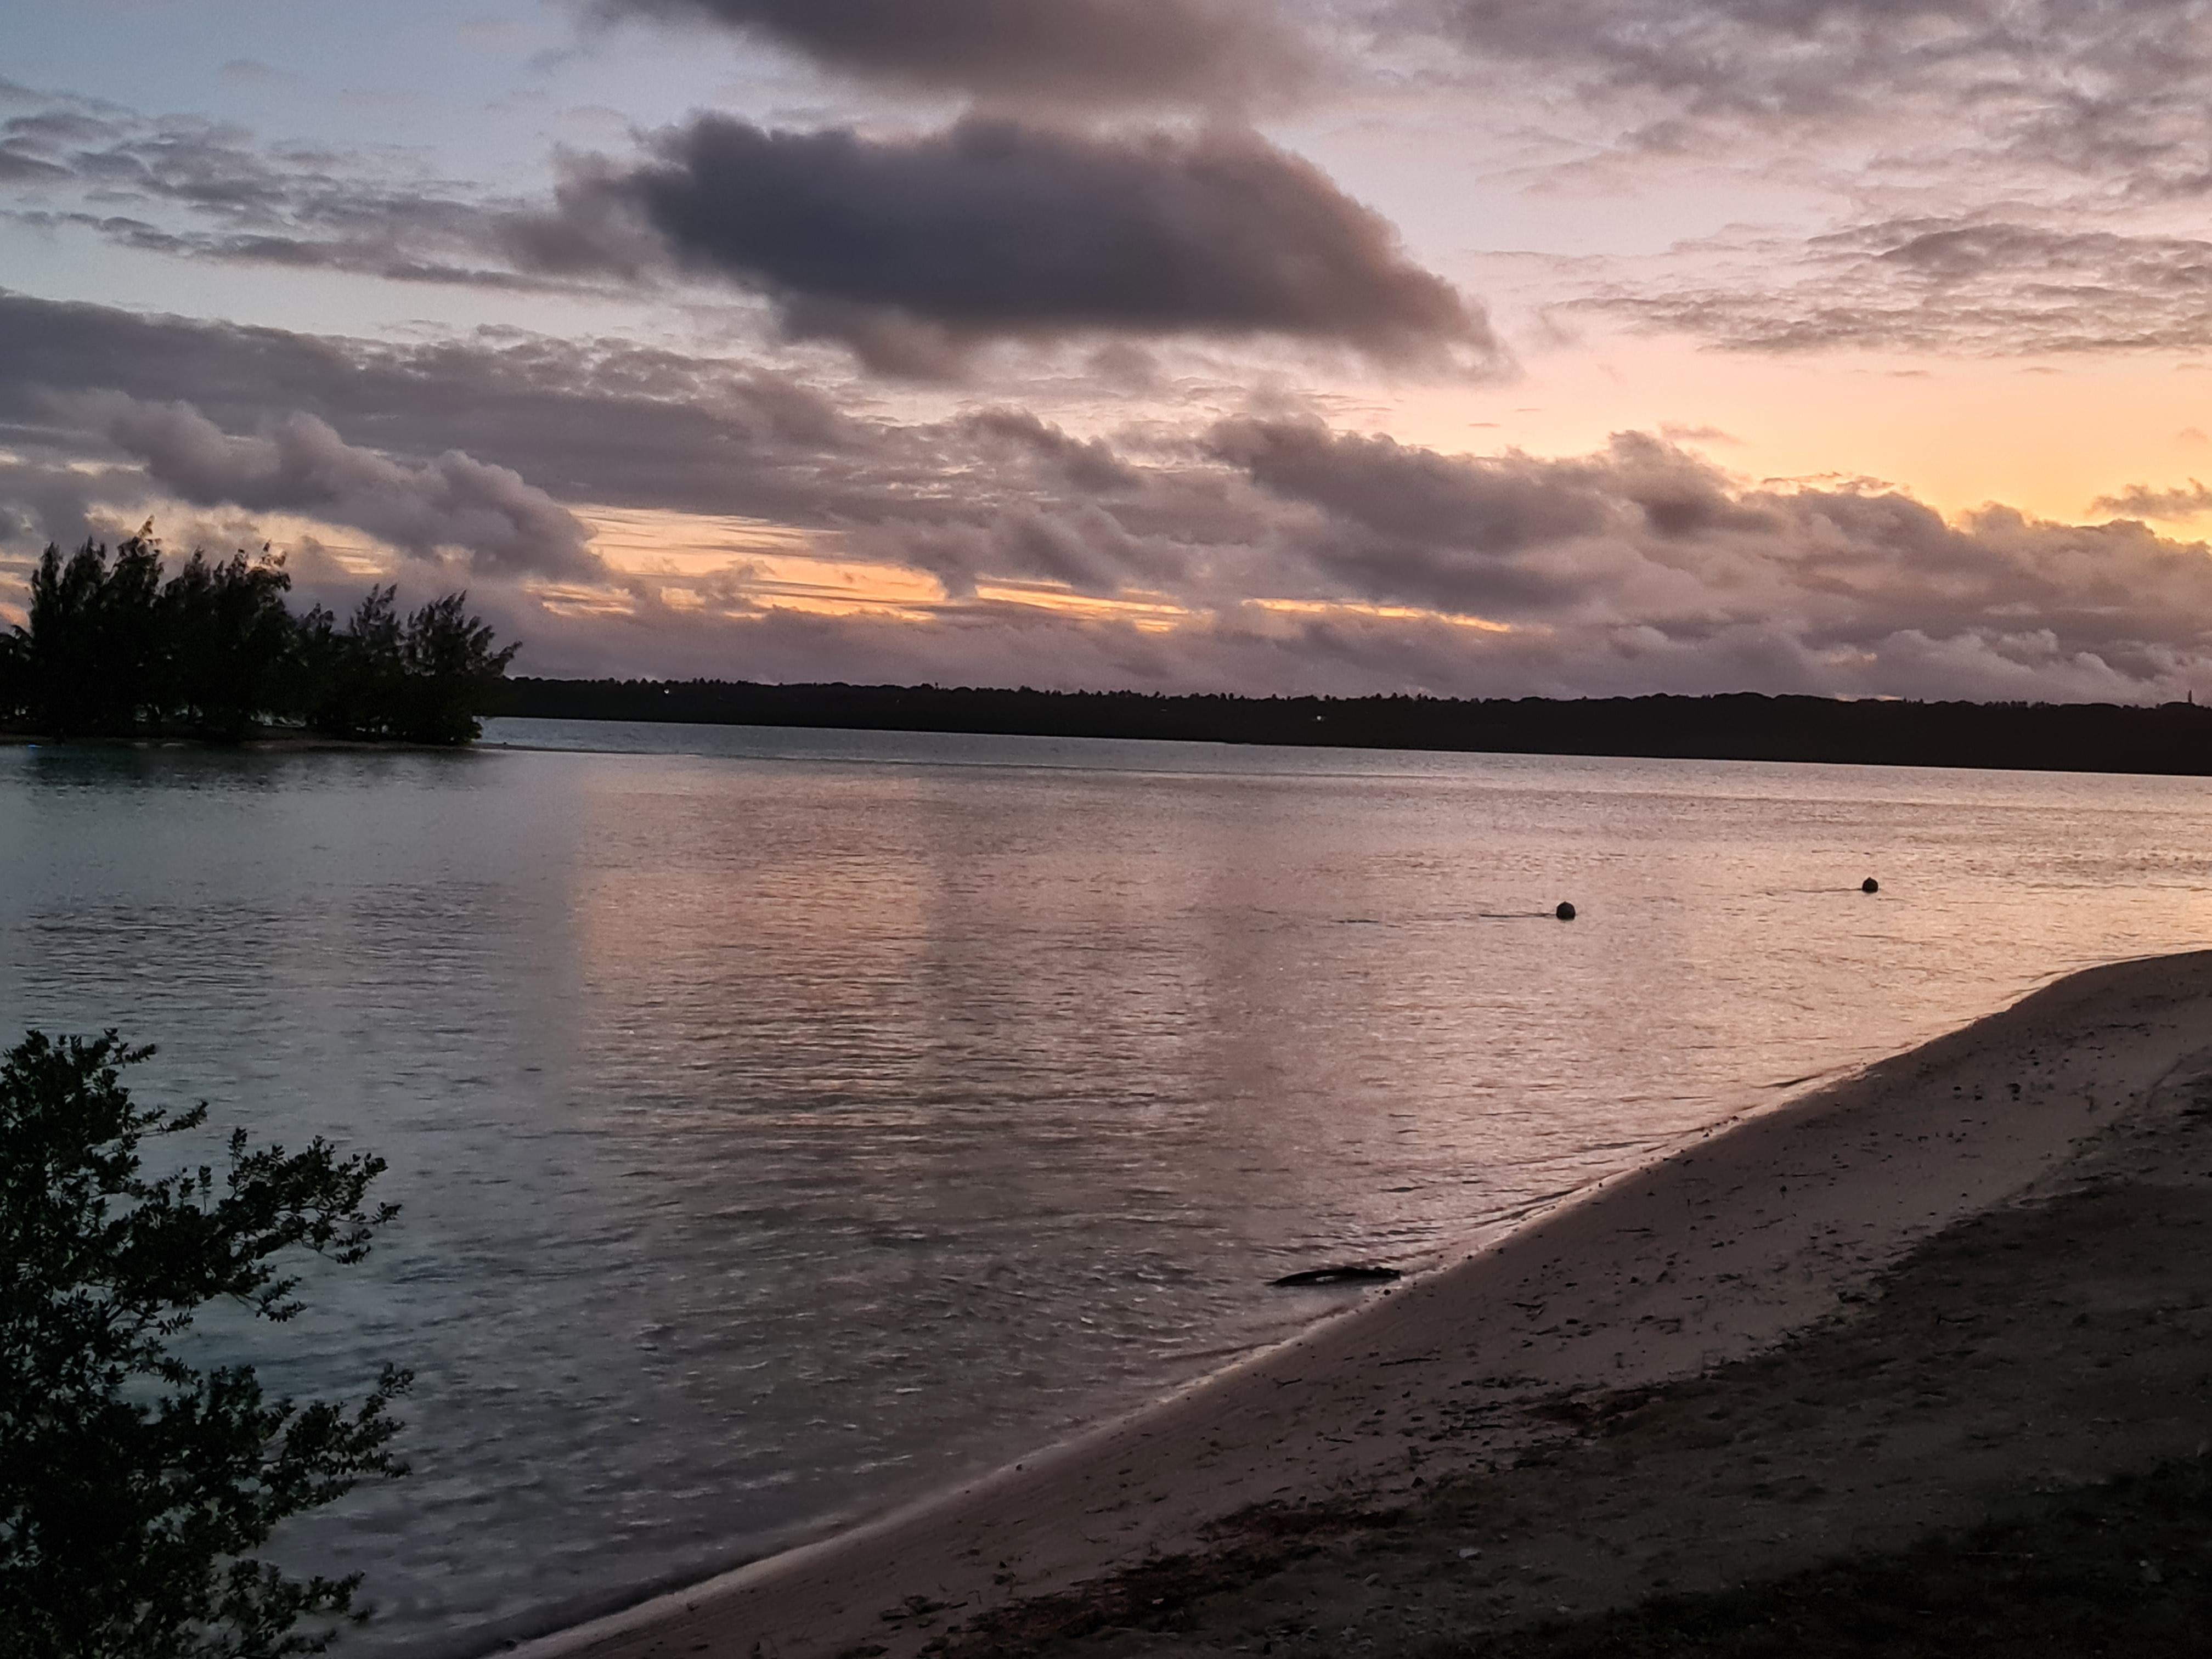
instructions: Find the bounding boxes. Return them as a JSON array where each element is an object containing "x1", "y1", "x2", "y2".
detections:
[
  {"x1": 158, "y1": 551, "x2": 298, "y2": 741},
  {"x1": 4, "y1": 531, "x2": 520, "y2": 743},
  {"x1": 0, "y1": 628, "x2": 24, "y2": 725},
  {"x1": 396, "y1": 592, "x2": 520, "y2": 744},
  {"x1": 0, "y1": 1031, "x2": 411, "y2": 1658},
  {"x1": 294, "y1": 588, "x2": 404, "y2": 742},
  {"x1": 20, "y1": 533, "x2": 164, "y2": 736}
]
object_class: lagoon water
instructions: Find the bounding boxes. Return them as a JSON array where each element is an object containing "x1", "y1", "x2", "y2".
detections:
[{"x1": 8, "y1": 718, "x2": 2212, "y2": 1653}]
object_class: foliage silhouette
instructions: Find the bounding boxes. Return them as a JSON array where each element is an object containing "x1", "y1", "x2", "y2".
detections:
[
  {"x1": 296, "y1": 588, "x2": 518, "y2": 744},
  {"x1": 397, "y1": 592, "x2": 523, "y2": 745},
  {"x1": 21, "y1": 532, "x2": 162, "y2": 737},
  {"x1": 157, "y1": 551, "x2": 301, "y2": 742},
  {"x1": 0, "y1": 1031, "x2": 411, "y2": 1658},
  {"x1": 2, "y1": 532, "x2": 518, "y2": 743}
]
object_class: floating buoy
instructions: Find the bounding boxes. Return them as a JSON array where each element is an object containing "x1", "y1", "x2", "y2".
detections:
[
  {"x1": 1555, "y1": 901, "x2": 1577, "y2": 921},
  {"x1": 1861, "y1": 877, "x2": 1880, "y2": 894}
]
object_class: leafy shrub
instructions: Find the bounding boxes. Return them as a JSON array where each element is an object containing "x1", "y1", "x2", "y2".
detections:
[{"x1": 0, "y1": 1032, "x2": 411, "y2": 1658}]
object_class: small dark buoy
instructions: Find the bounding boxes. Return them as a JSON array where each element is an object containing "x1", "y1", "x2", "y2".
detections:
[
  {"x1": 1555, "y1": 901, "x2": 1577, "y2": 921},
  {"x1": 1861, "y1": 877, "x2": 1880, "y2": 894}
]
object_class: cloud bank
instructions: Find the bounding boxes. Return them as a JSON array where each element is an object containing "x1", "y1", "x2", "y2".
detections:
[
  {"x1": 10, "y1": 292, "x2": 2212, "y2": 705},
  {"x1": 70, "y1": 394, "x2": 600, "y2": 579}
]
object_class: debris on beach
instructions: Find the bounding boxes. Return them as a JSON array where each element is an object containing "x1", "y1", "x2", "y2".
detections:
[{"x1": 1270, "y1": 1265, "x2": 1403, "y2": 1287}]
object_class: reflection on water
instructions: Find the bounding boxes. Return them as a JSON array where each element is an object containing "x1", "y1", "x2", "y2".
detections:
[{"x1": 6, "y1": 721, "x2": 2212, "y2": 1652}]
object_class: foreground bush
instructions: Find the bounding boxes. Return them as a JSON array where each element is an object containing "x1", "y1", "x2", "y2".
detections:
[{"x1": 0, "y1": 1032, "x2": 411, "y2": 1658}]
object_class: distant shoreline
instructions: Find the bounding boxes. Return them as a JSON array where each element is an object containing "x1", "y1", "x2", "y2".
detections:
[{"x1": 503, "y1": 680, "x2": 2212, "y2": 777}]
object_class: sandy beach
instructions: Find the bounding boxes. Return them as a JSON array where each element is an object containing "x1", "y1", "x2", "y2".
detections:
[{"x1": 510, "y1": 949, "x2": 2212, "y2": 1659}]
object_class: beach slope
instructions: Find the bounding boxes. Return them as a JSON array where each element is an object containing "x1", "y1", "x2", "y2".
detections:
[{"x1": 513, "y1": 950, "x2": 2212, "y2": 1659}]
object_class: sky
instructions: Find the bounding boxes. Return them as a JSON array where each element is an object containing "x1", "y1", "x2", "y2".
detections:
[{"x1": 10, "y1": 1, "x2": 2212, "y2": 701}]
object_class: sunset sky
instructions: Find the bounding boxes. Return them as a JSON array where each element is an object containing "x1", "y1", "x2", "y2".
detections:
[{"x1": 12, "y1": 1, "x2": 2212, "y2": 699}]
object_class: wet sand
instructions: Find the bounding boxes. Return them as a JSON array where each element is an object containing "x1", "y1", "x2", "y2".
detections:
[{"x1": 511, "y1": 950, "x2": 2212, "y2": 1659}]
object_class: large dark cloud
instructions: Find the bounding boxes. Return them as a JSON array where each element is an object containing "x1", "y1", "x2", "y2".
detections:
[
  {"x1": 527, "y1": 117, "x2": 1491, "y2": 375},
  {"x1": 2, "y1": 84, "x2": 1491, "y2": 377},
  {"x1": 588, "y1": 0, "x2": 1310, "y2": 105}
]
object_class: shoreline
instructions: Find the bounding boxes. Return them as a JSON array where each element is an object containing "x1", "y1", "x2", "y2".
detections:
[
  {"x1": 498, "y1": 685, "x2": 2212, "y2": 780},
  {"x1": 506, "y1": 949, "x2": 2212, "y2": 1659},
  {"x1": 487, "y1": 711, "x2": 2212, "y2": 786}
]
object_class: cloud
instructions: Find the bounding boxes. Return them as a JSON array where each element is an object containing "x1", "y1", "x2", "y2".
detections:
[
  {"x1": 525, "y1": 117, "x2": 1493, "y2": 375},
  {"x1": 859, "y1": 504, "x2": 1199, "y2": 599},
  {"x1": 1593, "y1": 217, "x2": 2212, "y2": 356},
  {"x1": 1416, "y1": 0, "x2": 2212, "y2": 176},
  {"x1": 2, "y1": 86, "x2": 1489, "y2": 380},
  {"x1": 218, "y1": 59, "x2": 290, "y2": 85},
  {"x1": 2091, "y1": 479, "x2": 2212, "y2": 521},
  {"x1": 1, "y1": 85, "x2": 1491, "y2": 375},
  {"x1": 480, "y1": 572, "x2": 2211, "y2": 707},
  {"x1": 1198, "y1": 418, "x2": 2212, "y2": 695},
  {"x1": 586, "y1": 0, "x2": 1311, "y2": 106},
  {"x1": 13, "y1": 291, "x2": 2212, "y2": 704},
  {"x1": 0, "y1": 291, "x2": 1239, "y2": 595},
  {"x1": 69, "y1": 394, "x2": 601, "y2": 579},
  {"x1": 1204, "y1": 418, "x2": 1780, "y2": 613},
  {"x1": 954, "y1": 408, "x2": 1141, "y2": 493},
  {"x1": 0, "y1": 290, "x2": 918, "y2": 528},
  {"x1": 0, "y1": 148, "x2": 70, "y2": 184},
  {"x1": 0, "y1": 83, "x2": 596, "y2": 295},
  {"x1": 1421, "y1": 0, "x2": 2016, "y2": 116},
  {"x1": 849, "y1": 416, "x2": 2212, "y2": 700},
  {"x1": 19, "y1": 208, "x2": 586, "y2": 292}
]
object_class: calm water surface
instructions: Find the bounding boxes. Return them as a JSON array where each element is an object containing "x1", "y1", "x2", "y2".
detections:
[{"x1": 6, "y1": 719, "x2": 2212, "y2": 1652}]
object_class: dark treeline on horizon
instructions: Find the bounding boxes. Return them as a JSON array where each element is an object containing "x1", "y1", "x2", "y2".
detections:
[
  {"x1": 1, "y1": 533, "x2": 518, "y2": 743},
  {"x1": 506, "y1": 678, "x2": 2212, "y2": 777}
]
